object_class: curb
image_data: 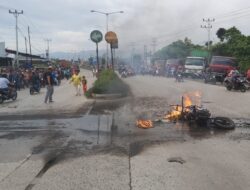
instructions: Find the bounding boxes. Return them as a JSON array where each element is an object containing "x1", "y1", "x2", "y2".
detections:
[{"x1": 92, "y1": 93, "x2": 123, "y2": 99}]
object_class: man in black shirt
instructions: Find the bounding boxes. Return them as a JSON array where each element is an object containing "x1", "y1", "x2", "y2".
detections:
[{"x1": 44, "y1": 66, "x2": 54, "y2": 103}]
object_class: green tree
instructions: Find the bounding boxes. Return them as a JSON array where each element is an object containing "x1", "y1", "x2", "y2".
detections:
[
  {"x1": 153, "y1": 39, "x2": 192, "y2": 61},
  {"x1": 216, "y1": 28, "x2": 226, "y2": 42},
  {"x1": 212, "y1": 26, "x2": 250, "y2": 71}
]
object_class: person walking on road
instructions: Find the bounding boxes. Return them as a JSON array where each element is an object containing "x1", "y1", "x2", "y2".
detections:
[
  {"x1": 70, "y1": 70, "x2": 82, "y2": 96},
  {"x1": 44, "y1": 66, "x2": 54, "y2": 103},
  {"x1": 82, "y1": 75, "x2": 87, "y2": 94}
]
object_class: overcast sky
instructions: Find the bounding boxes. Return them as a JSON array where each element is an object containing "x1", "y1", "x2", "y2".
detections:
[{"x1": 1, "y1": 0, "x2": 250, "y2": 56}]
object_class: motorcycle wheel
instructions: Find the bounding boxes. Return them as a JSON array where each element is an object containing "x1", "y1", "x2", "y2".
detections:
[
  {"x1": 240, "y1": 85, "x2": 247, "y2": 93},
  {"x1": 12, "y1": 92, "x2": 17, "y2": 101},
  {"x1": 226, "y1": 85, "x2": 232, "y2": 91},
  {"x1": 212, "y1": 79, "x2": 216, "y2": 85},
  {"x1": 213, "y1": 117, "x2": 235, "y2": 130}
]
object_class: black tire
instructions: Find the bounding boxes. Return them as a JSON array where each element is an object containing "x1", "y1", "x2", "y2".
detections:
[
  {"x1": 213, "y1": 117, "x2": 235, "y2": 130},
  {"x1": 12, "y1": 92, "x2": 17, "y2": 101},
  {"x1": 240, "y1": 85, "x2": 247, "y2": 93},
  {"x1": 226, "y1": 85, "x2": 232, "y2": 91},
  {"x1": 212, "y1": 79, "x2": 216, "y2": 85}
]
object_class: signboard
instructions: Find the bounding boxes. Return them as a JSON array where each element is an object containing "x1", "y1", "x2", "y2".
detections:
[
  {"x1": 90, "y1": 30, "x2": 103, "y2": 43},
  {"x1": 105, "y1": 31, "x2": 117, "y2": 44},
  {"x1": 191, "y1": 49, "x2": 209, "y2": 58}
]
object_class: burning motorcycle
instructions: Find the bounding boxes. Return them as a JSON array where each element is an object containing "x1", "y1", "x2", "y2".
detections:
[
  {"x1": 164, "y1": 94, "x2": 235, "y2": 130},
  {"x1": 224, "y1": 76, "x2": 248, "y2": 92},
  {"x1": 0, "y1": 83, "x2": 18, "y2": 104}
]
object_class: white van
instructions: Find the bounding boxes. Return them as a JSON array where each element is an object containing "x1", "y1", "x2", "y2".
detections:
[{"x1": 184, "y1": 57, "x2": 206, "y2": 77}]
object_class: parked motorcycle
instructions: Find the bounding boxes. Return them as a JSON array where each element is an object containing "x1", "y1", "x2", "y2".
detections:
[
  {"x1": 224, "y1": 76, "x2": 248, "y2": 92},
  {"x1": 204, "y1": 72, "x2": 216, "y2": 84},
  {"x1": 0, "y1": 84, "x2": 18, "y2": 104}
]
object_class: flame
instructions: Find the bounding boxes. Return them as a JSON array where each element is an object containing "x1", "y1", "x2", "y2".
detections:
[
  {"x1": 136, "y1": 120, "x2": 153, "y2": 129},
  {"x1": 164, "y1": 105, "x2": 182, "y2": 120},
  {"x1": 164, "y1": 91, "x2": 202, "y2": 121},
  {"x1": 183, "y1": 94, "x2": 192, "y2": 107}
]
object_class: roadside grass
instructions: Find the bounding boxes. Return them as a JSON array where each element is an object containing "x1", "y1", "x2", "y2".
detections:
[{"x1": 85, "y1": 69, "x2": 129, "y2": 98}]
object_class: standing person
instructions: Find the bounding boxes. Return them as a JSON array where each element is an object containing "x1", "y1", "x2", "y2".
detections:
[
  {"x1": 24, "y1": 70, "x2": 30, "y2": 88},
  {"x1": 31, "y1": 70, "x2": 40, "y2": 92},
  {"x1": 44, "y1": 66, "x2": 54, "y2": 103},
  {"x1": 81, "y1": 76, "x2": 87, "y2": 94},
  {"x1": 70, "y1": 70, "x2": 82, "y2": 96}
]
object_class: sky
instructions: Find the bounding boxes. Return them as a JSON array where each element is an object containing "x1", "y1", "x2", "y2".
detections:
[{"x1": 1, "y1": 0, "x2": 250, "y2": 57}]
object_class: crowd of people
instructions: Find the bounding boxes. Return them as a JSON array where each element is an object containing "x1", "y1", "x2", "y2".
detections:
[
  {"x1": 0, "y1": 67, "x2": 72, "y2": 91},
  {"x1": 0, "y1": 66, "x2": 89, "y2": 104}
]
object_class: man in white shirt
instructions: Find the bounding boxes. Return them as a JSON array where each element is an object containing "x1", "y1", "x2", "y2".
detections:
[{"x1": 0, "y1": 75, "x2": 10, "y2": 95}]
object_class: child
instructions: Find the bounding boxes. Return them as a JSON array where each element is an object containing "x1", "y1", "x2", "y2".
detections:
[{"x1": 82, "y1": 76, "x2": 87, "y2": 94}]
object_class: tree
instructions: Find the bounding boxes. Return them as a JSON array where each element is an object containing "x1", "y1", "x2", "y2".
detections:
[
  {"x1": 153, "y1": 39, "x2": 192, "y2": 61},
  {"x1": 212, "y1": 26, "x2": 250, "y2": 71},
  {"x1": 216, "y1": 28, "x2": 226, "y2": 42}
]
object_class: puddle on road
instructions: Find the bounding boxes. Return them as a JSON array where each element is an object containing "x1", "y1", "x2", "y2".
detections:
[{"x1": 0, "y1": 97, "x2": 250, "y2": 172}]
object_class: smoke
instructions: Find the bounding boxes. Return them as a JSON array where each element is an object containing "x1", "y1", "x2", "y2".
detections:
[{"x1": 113, "y1": 0, "x2": 250, "y2": 57}]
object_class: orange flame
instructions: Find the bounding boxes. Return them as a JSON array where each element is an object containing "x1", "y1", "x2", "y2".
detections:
[
  {"x1": 164, "y1": 105, "x2": 182, "y2": 120},
  {"x1": 136, "y1": 120, "x2": 153, "y2": 129},
  {"x1": 164, "y1": 91, "x2": 202, "y2": 121}
]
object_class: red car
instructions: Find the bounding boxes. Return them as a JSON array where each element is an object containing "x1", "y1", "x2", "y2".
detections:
[{"x1": 209, "y1": 56, "x2": 238, "y2": 82}]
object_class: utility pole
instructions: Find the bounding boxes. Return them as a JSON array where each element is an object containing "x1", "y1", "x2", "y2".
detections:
[
  {"x1": 44, "y1": 39, "x2": 52, "y2": 62},
  {"x1": 28, "y1": 26, "x2": 32, "y2": 65},
  {"x1": 201, "y1": 18, "x2": 215, "y2": 50},
  {"x1": 25, "y1": 37, "x2": 28, "y2": 64},
  {"x1": 9, "y1": 9, "x2": 23, "y2": 67}
]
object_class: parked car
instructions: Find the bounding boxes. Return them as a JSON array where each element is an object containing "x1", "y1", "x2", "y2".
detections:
[{"x1": 208, "y1": 56, "x2": 238, "y2": 83}]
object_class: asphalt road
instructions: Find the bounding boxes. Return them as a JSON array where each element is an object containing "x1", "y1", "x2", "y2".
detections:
[
  {"x1": 0, "y1": 74, "x2": 250, "y2": 190},
  {"x1": 125, "y1": 75, "x2": 250, "y2": 118}
]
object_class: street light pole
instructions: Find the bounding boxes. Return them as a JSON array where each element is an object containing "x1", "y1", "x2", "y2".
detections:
[
  {"x1": 106, "y1": 13, "x2": 109, "y2": 69},
  {"x1": 90, "y1": 10, "x2": 123, "y2": 69},
  {"x1": 44, "y1": 39, "x2": 52, "y2": 62},
  {"x1": 9, "y1": 9, "x2": 23, "y2": 68}
]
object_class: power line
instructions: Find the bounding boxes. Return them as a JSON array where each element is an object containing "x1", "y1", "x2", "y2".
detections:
[{"x1": 0, "y1": 5, "x2": 14, "y2": 10}]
